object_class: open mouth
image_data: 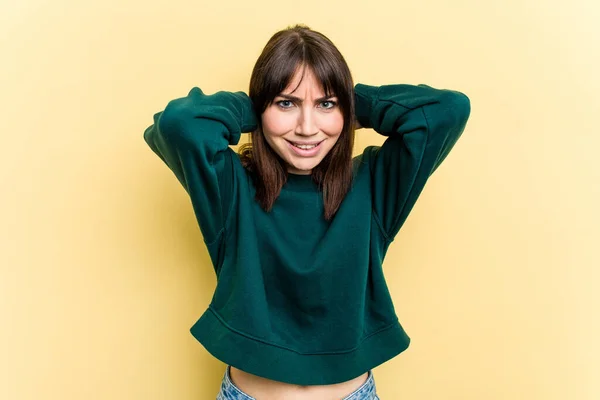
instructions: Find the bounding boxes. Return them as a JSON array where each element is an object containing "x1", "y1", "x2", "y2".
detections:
[{"x1": 285, "y1": 140, "x2": 325, "y2": 157}]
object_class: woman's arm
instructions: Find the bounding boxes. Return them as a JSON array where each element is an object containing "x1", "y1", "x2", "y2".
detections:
[
  {"x1": 143, "y1": 87, "x2": 257, "y2": 246},
  {"x1": 354, "y1": 83, "x2": 471, "y2": 241}
]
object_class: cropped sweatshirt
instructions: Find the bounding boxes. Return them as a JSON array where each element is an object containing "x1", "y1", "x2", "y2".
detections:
[{"x1": 143, "y1": 82, "x2": 471, "y2": 385}]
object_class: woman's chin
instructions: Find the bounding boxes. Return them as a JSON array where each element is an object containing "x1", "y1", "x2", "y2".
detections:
[{"x1": 287, "y1": 160, "x2": 318, "y2": 174}]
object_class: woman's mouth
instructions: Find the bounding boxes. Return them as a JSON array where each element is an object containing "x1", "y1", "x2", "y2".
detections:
[{"x1": 286, "y1": 140, "x2": 324, "y2": 157}]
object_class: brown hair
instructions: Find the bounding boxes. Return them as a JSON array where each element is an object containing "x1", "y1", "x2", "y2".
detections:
[{"x1": 238, "y1": 24, "x2": 356, "y2": 221}]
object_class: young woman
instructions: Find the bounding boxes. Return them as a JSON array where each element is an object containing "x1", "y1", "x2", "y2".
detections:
[{"x1": 144, "y1": 24, "x2": 470, "y2": 400}]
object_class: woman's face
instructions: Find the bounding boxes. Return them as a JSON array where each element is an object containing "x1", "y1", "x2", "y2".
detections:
[{"x1": 261, "y1": 66, "x2": 344, "y2": 175}]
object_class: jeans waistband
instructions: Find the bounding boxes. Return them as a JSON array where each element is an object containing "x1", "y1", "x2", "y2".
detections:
[{"x1": 217, "y1": 365, "x2": 377, "y2": 400}]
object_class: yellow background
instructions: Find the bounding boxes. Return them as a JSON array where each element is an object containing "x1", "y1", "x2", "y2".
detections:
[{"x1": 2, "y1": 0, "x2": 598, "y2": 399}]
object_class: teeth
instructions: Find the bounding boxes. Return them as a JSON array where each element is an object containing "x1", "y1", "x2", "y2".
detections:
[{"x1": 293, "y1": 143, "x2": 318, "y2": 150}]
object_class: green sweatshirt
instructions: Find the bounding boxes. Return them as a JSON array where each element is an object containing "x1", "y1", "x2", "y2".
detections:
[{"x1": 143, "y1": 83, "x2": 470, "y2": 385}]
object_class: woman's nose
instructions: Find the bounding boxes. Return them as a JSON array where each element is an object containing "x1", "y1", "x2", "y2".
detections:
[{"x1": 296, "y1": 109, "x2": 319, "y2": 136}]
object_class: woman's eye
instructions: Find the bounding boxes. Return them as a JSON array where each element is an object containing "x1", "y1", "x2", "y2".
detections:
[
  {"x1": 276, "y1": 100, "x2": 293, "y2": 109},
  {"x1": 320, "y1": 101, "x2": 337, "y2": 109}
]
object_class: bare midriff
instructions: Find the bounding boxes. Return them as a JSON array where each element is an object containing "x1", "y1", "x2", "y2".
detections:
[{"x1": 229, "y1": 366, "x2": 369, "y2": 400}]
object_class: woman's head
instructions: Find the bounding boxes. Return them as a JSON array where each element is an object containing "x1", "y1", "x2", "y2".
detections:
[
  {"x1": 239, "y1": 24, "x2": 356, "y2": 220},
  {"x1": 260, "y1": 65, "x2": 344, "y2": 175}
]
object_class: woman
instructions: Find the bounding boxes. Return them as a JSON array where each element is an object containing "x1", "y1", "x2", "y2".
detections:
[{"x1": 144, "y1": 24, "x2": 470, "y2": 400}]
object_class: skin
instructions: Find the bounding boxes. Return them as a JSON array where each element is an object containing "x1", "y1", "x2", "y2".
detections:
[
  {"x1": 229, "y1": 366, "x2": 370, "y2": 399},
  {"x1": 261, "y1": 65, "x2": 346, "y2": 175}
]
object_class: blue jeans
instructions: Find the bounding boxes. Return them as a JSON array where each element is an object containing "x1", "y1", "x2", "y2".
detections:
[{"x1": 217, "y1": 365, "x2": 380, "y2": 399}]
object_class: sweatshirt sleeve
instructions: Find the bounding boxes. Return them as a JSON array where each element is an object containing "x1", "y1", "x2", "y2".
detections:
[
  {"x1": 354, "y1": 83, "x2": 471, "y2": 241},
  {"x1": 143, "y1": 87, "x2": 257, "y2": 245}
]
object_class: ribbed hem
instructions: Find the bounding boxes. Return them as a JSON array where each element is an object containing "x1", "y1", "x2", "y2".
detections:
[
  {"x1": 190, "y1": 306, "x2": 411, "y2": 386},
  {"x1": 354, "y1": 83, "x2": 380, "y2": 129}
]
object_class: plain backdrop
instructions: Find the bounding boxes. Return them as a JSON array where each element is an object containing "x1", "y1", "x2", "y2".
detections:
[{"x1": 1, "y1": 0, "x2": 599, "y2": 399}]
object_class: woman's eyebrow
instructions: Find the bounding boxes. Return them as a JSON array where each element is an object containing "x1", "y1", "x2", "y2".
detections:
[{"x1": 276, "y1": 93, "x2": 337, "y2": 103}]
